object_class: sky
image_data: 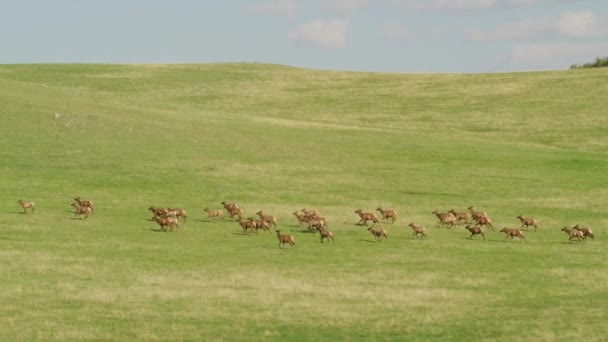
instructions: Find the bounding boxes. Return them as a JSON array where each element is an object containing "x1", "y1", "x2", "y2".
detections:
[{"x1": 1, "y1": 0, "x2": 607, "y2": 73}]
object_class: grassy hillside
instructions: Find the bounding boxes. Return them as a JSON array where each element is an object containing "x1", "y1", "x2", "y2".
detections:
[{"x1": 1, "y1": 63, "x2": 607, "y2": 340}]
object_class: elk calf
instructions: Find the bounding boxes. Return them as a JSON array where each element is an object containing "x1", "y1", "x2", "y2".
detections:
[
  {"x1": 71, "y1": 202, "x2": 92, "y2": 220},
  {"x1": 449, "y1": 209, "x2": 469, "y2": 224}
]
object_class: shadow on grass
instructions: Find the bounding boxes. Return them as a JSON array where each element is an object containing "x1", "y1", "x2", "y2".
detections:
[
  {"x1": 358, "y1": 239, "x2": 382, "y2": 244},
  {"x1": 141, "y1": 227, "x2": 166, "y2": 233}
]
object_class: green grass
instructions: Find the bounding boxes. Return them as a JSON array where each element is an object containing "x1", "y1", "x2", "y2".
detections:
[{"x1": 1, "y1": 63, "x2": 607, "y2": 341}]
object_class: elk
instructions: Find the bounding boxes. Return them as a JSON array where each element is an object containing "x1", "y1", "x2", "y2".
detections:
[
  {"x1": 516, "y1": 215, "x2": 538, "y2": 232},
  {"x1": 276, "y1": 230, "x2": 295, "y2": 247},
  {"x1": 316, "y1": 226, "x2": 335, "y2": 243},
  {"x1": 293, "y1": 211, "x2": 308, "y2": 226},
  {"x1": 499, "y1": 227, "x2": 527, "y2": 242},
  {"x1": 464, "y1": 225, "x2": 485, "y2": 240},
  {"x1": 301, "y1": 208, "x2": 319, "y2": 218},
  {"x1": 71, "y1": 202, "x2": 92, "y2": 219},
  {"x1": 432, "y1": 210, "x2": 456, "y2": 228},
  {"x1": 354, "y1": 209, "x2": 380, "y2": 226},
  {"x1": 227, "y1": 207, "x2": 243, "y2": 220},
  {"x1": 247, "y1": 217, "x2": 270, "y2": 233},
  {"x1": 367, "y1": 226, "x2": 387, "y2": 241},
  {"x1": 155, "y1": 215, "x2": 179, "y2": 232},
  {"x1": 166, "y1": 208, "x2": 187, "y2": 222},
  {"x1": 148, "y1": 206, "x2": 166, "y2": 220},
  {"x1": 74, "y1": 197, "x2": 94, "y2": 212},
  {"x1": 448, "y1": 209, "x2": 469, "y2": 224},
  {"x1": 256, "y1": 211, "x2": 277, "y2": 228},
  {"x1": 561, "y1": 226, "x2": 584, "y2": 242},
  {"x1": 204, "y1": 207, "x2": 224, "y2": 220},
  {"x1": 306, "y1": 216, "x2": 327, "y2": 232},
  {"x1": 221, "y1": 201, "x2": 239, "y2": 212},
  {"x1": 475, "y1": 216, "x2": 494, "y2": 231},
  {"x1": 467, "y1": 206, "x2": 487, "y2": 221},
  {"x1": 572, "y1": 225, "x2": 595, "y2": 240},
  {"x1": 17, "y1": 200, "x2": 35, "y2": 214},
  {"x1": 376, "y1": 207, "x2": 397, "y2": 223},
  {"x1": 237, "y1": 218, "x2": 257, "y2": 233},
  {"x1": 408, "y1": 223, "x2": 427, "y2": 239}
]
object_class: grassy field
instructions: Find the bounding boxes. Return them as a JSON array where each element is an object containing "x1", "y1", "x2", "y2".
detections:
[{"x1": 1, "y1": 63, "x2": 607, "y2": 341}]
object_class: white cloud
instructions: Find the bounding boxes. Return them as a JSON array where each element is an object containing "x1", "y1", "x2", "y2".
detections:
[
  {"x1": 328, "y1": 0, "x2": 370, "y2": 15},
  {"x1": 509, "y1": 42, "x2": 608, "y2": 69},
  {"x1": 387, "y1": 0, "x2": 586, "y2": 12},
  {"x1": 254, "y1": 0, "x2": 298, "y2": 19},
  {"x1": 288, "y1": 20, "x2": 348, "y2": 48},
  {"x1": 379, "y1": 24, "x2": 412, "y2": 44},
  {"x1": 468, "y1": 10, "x2": 606, "y2": 42},
  {"x1": 559, "y1": 10, "x2": 602, "y2": 37},
  {"x1": 468, "y1": 16, "x2": 557, "y2": 41}
]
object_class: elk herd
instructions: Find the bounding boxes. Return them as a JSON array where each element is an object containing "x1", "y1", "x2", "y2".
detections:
[{"x1": 15, "y1": 199, "x2": 597, "y2": 246}]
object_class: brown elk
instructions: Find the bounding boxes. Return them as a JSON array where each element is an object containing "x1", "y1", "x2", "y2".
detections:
[
  {"x1": 465, "y1": 225, "x2": 485, "y2": 240},
  {"x1": 475, "y1": 216, "x2": 494, "y2": 231},
  {"x1": 408, "y1": 223, "x2": 427, "y2": 239},
  {"x1": 276, "y1": 230, "x2": 295, "y2": 247},
  {"x1": 432, "y1": 210, "x2": 456, "y2": 228},
  {"x1": 448, "y1": 209, "x2": 469, "y2": 224},
  {"x1": 572, "y1": 225, "x2": 595, "y2": 240},
  {"x1": 376, "y1": 207, "x2": 397, "y2": 223},
  {"x1": 221, "y1": 201, "x2": 239, "y2": 212},
  {"x1": 256, "y1": 211, "x2": 277, "y2": 228},
  {"x1": 204, "y1": 207, "x2": 224, "y2": 220},
  {"x1": 561, "y1": 226, "x2": 584, "y2": 242},
  {"x1": 148, "y1": 206, "x2": 166, "y2": 220},
  {"x1": 74, "y1": 197, "x2": 94, "y2": 212},
  {"x1": 354, "y1": 209, "x2": 380, "y2": 226},
  {"x1": 155, "y1": 215, "x2": 179, "y2": 232},
  {"x1": 17, "y1": 200, "x2": 35, "y2": 214},
  {"x1": 516, "y1": 215, "x2": 538, "y2": 231},
  {"x1": 293, "y1": 211, "x2": 308, "y2": 226},
  {"x1": 316, "y1": 226, "x2": 335, "y2": 243},
  {"x1": 499, "y1": 227, "x2": 527, "y2": 242},
  {"x1": 247, "y1": 217, "x2": 270, "y2": 233},
  {"x1": 71, "y1": 202, "x2": 92, "y2": 219},
  {"x1": 227, "y1": 207, "x2": 243, "y2": 220},
  {"x1": 467, "y1": 206, "x2": 487, "y2": 221},
  {"x1": 237, "y1": 218, "x2": 257, "y2": 233},
  {"x1": 306, "y1": 216, "x2": 327, "y2": 232},
  {"x1": 367, "y1": 226, "x2": 387, "y2": 241}
]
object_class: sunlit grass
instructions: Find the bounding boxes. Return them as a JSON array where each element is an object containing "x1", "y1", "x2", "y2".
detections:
[{"x1": 1, "y1": 63, "x2": 607, "y2": 340}]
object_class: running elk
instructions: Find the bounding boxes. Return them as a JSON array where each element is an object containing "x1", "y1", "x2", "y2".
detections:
[
  {"x1": 376, "y1": 207, "x2": 397, "y2": 223},
  {"x1": 499, "y1": 227, "x2": 527, "y2": 242},
  {"x1": 516, "y1": 215, "x2": 538, "y2": 231},
  {"x1": 432, "y1": 211, "x2": 456, "y2": 228},
  {"x1": 204, "y1": 207, "x2": 224, "y2": 220},
  {"x1": 465, "y1": 225, "x2": 485, "y2": 240},
  {"x1": 276, "y1": 230, "x2": 295, "y2": 247},
  {"x1": 408, "y1": 223, "x2": 427, "y2": 239},
  {"x1": 367, "y1": 226, "x2": 388, "y2": 241},
  {"x1": 561, "y1": 226, "x2": 584, "y2": 242},
  {"x1": 355, "y1": 209, "x2": 380, "y2": 226},
  {"x1": 71, "y1": 202, "x2": 92, "y2": 219},
  {"x1": 572, "y1": 225, "x2": 595, "y2": 240}
]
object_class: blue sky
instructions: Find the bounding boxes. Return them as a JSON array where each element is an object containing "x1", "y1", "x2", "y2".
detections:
[{"x1": 1, "y1": 0, "x2": 606, "y2": 72}]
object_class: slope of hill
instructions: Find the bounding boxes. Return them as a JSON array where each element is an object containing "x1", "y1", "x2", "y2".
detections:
[{"x1": 1, "y1": 64, "x2": 607, "y2": 340}]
